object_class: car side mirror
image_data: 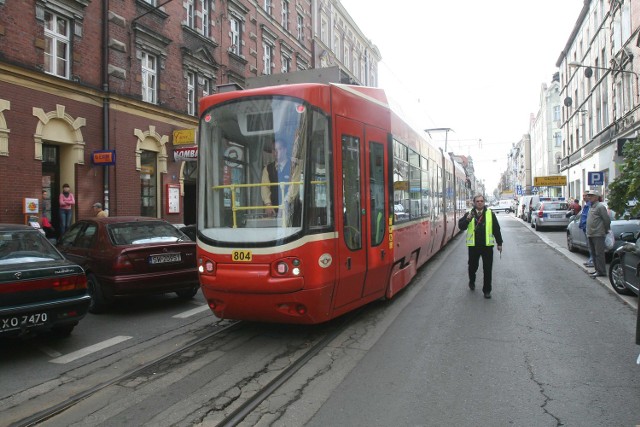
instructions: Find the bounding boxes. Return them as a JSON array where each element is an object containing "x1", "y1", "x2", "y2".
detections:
[{"x1": 619, "y1": 231, "x2": 636, "y2": 242}]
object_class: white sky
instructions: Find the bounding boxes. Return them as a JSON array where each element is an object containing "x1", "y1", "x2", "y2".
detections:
[{"x1": 339, "y1": 0, "x2": 585, "y2": 192}]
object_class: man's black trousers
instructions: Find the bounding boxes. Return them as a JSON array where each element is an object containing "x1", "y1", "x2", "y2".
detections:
[{"x1": 468, "y1": 245, "x2": 494, "y2": 294}]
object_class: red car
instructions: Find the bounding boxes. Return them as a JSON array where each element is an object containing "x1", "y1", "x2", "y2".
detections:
[
  {"x1": 57, "y1": 217, "x2": 199, "y2": 313},
  {"x1": 0, "y1": 224, "x2": 90, "y2": 337}
]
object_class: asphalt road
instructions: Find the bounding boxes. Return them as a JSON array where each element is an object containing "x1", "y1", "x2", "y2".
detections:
[
  {"x1": 305, "y1": 214, "x2": 640, "y2": 426},
  {"x1": 2, "y1": 214, "x2": 638, "y2": 426}
]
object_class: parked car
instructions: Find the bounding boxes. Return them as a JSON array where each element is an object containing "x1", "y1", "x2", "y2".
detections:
[
  {"x1": 518, "y1": 195, "x2": 533, "y2": 221},
  {"x1": 566, "y1": 206, "x2": 640, "y2": 258},
  {"x1": 531, "y1": 201, "x2": 571, "y2": 230},
  {"x1": 491, "y1": 199, "x2": 514, "y2": 214},
  {"x1": 608, "y1": 230, "x2": 640, "y2": 296},
  {"x1": 0, "y1": 224, "x2": 90, "y2": 337},
  {"x1": 57, "y1": 217, "x2": 199, "y2": 313}
]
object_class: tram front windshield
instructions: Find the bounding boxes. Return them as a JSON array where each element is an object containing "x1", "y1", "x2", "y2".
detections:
[{"x1": 198, "y1": 97, "x2": 332, "y2": 245}]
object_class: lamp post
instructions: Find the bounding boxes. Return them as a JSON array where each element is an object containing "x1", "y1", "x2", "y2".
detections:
[{"x1": 424, "y1": 127, "x2": 454, "y2": 153}]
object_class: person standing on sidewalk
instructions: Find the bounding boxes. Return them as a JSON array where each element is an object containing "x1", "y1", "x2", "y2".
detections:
[
  {"x1": 585, "y1": 189, "x2": 610, "y2": 278},
  {"x1": 458, "y1": 194, "x2": 503, "y2": 299},
  {"x1": 58, "y1": 183, "x2": 75, "y2": 236},
  {"x1": 579, "y1": 192, "x2": 593, "y2": 267}
]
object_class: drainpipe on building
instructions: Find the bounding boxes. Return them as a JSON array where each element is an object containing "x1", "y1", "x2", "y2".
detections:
[{"x1": 102, "y1": 0, "x2": 110, "y2": 213}]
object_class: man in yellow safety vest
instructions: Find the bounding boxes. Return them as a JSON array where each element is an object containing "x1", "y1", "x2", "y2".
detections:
[{"x1": 457, "y1": 194, "x2": 503, "y2": 299}]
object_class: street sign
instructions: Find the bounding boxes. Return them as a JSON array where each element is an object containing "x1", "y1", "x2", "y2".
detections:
[
  {"x1": 533, "y1": 175, "x2": 567, "y2": 186},
  {"x1": 532, "y1": 186, "x2": 539, "y2": 194},
  {"x1": 588, "y1": 171, "x2": 604, "y2": 186}
]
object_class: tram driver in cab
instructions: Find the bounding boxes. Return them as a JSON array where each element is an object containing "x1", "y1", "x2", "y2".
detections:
[{"x1": 261, "y1": 138, "x2": 302, "y2": 224}]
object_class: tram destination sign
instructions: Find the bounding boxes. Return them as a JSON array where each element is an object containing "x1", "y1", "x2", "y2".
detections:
[{"x1": 534, "y1": 175, "x2": 567, "y2": 186}]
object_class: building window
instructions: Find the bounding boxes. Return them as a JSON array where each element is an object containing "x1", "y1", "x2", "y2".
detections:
[
  {"x1": 343, "y1": 44, "x2": 349, "y2": 68},
  {"x1": 297, "y1": 14, "x2": 304, "y2": 41},
  {"x1": 186, "y1": 0, "x2": 195, "y2": 28},
  {"x1": 553, "y1": 105, "x2": 560, "y2": 122},
  {"x1": 262, "y1": 42, "x2": 273, "y2": 74},
  {"x1": 201, "y1": 0, "x2": 210, "y2": 38},
  {"x1": 44, "y1": 11, "x2": 70, "y2": 79},
  {"x1": 281, "y1": 0, "x2": 289, "y2": 30},
  {"x1": 264, "y1": 0, "x2": 272, "y2": 15},
  {"x1": 281, "y1": 55, "x2": 290, "y2": 73},
  {"x1": 187, "y1": 72, "x2": 196, "y2": 116},
  {"x1": 230, "y1": 16, "x2": 241, "y2": 55},
  {"x1": 554, "y1": 132, "x2": 562, "y2": 147},
  {"x1": 202, "y1": 78, "x2": 211, "y2": 97},
  {"x1": 321, "y1": 17, "x2": 328, "y2": 45},
  {"x1": 141, "y1": 52, "x2": 157, "y2": 104}
]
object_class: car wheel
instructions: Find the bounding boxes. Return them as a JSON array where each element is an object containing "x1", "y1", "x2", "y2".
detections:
[
  {"x1": 87, "y1": 273, "x2": 113, "y2": 313},
  {"x1": 176, "y1": 286, "x2": 199, "y2": 299},
  {"x1": 531, "y1": 219, "x2": 535, "y2": 228},
  {"x1": 567, "y1": 233, "x2": 576, "y2": 252},
  {"x1": 609, "y1": 258, "x2": 632, "y2": 295}
]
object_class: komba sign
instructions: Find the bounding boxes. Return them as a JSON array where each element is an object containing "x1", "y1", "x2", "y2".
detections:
[{"x1": 174, "y1": 146, "x2": 198, "y2": 161}]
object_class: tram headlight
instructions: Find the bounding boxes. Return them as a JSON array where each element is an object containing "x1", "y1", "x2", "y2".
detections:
[{"x1": 292, "y1": 267, "x2": 301, "y2": 276}]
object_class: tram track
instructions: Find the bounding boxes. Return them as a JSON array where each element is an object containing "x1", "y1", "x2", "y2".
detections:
[
  {"x1": 9, "y1": 320, "x2": 243, "y2": 427},
  {"x1": 215, "y1": 309, "x2": 363, "y2": 427}
]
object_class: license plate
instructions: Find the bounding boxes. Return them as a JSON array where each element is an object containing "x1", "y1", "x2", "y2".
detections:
[
  {"x1": 1, "y1": 312, "x2": 48, "y2": 332},
  {"x1": 550, "y1": 214, "x2": 563, "y2": 218},
  {"x1": 149, "y1": 253, "x2": 181, "y2": 264},
  {"x1": 231, "y1": 250, "x2": 252, "y2": 262}
]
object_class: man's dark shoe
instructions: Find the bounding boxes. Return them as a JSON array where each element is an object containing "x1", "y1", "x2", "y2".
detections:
[
  {"x1": 587, "y1": 271, "x2": 596, "y2": 275},
  {"x1": 468, "y1": 282, "x2": 475, "y2": 291},
  {"x1": 483, "y1": 292, "x2": 491, "y2": 299}
]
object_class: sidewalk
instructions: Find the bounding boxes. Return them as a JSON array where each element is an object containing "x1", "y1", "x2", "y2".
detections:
[{"x1": 514, "y1": 213, "x2": 638, "y2": 310}]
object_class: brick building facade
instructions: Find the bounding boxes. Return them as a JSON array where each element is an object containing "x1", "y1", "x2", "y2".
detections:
[{"x1": 0, "y1": 0, "x2": 333, "y2": 233}]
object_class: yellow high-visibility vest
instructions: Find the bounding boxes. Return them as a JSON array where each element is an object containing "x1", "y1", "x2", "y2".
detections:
[{"x1": 466, "y1": 208, "x2": 496, "y2": 247}]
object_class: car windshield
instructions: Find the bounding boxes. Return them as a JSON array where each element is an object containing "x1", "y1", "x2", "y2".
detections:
[
  {"x1": 544, "y1": 202, "x2": 568, "y2": 211},
  {"x1": 107, "y1": 222, "x2": 187, "y2": 245},
  {"x1": 0, "y1": 229, "x2": 64, "y2": 265}
]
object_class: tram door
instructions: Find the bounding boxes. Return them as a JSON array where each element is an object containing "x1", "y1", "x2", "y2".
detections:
[{"x1": 333, "y1": 117, "x2": 390, "y2": 308}]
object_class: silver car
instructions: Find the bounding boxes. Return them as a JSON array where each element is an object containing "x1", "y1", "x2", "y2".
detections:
[
  {"x1": 567, "y1": 206, "x2": 640, "y2": 258},
  {"x1": 531, "y1": 201, "x2": 571, "y2": 230}
]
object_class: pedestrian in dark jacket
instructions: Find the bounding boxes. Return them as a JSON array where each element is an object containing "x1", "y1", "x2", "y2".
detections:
[{"x1": 458, "y1": 194, "x2": 503, "y2": 299}]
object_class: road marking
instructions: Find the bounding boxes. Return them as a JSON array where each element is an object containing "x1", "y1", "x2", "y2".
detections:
[
  {"x1": 173, "y1": 304, "x2": 211, "y2": 319},
  {"x1": 34, "y1": 344, "x2": 62, "y2": 358},
  {"x1": 49, "y1": 336, "x2": 132, "y2": 364}
]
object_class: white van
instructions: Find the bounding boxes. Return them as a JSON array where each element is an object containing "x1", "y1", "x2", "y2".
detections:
[
  {"x1": 492, "y1": 199, "x2": 514, "y2": 213},
  {"x1": 518, "y1": 196, "x2": 532, "y2": 220}
]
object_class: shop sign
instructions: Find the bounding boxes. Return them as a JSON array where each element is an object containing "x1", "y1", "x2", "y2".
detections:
[
  {"x1": 173, "y1": 129, "x2": 196, "y2": 145},
  {"x1": 533, "y1": 175, "x2": 566, "y2": 186},
  {"x1": 174, "y1": 146, "x2": 198, "y2": 162},
  {"x1": 92, "y1": 150, "x2": 116, "y2": 165}
]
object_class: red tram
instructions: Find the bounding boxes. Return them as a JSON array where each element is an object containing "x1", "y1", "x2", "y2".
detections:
[{"x1": 196, "y1": 83, "x2": 473, "y2": 324}]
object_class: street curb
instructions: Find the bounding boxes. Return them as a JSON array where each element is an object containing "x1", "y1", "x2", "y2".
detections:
[{"x1": 515, "y1": 213, "x2": 638, "y2": 311}]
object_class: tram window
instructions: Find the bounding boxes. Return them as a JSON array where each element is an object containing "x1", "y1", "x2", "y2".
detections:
[
  {"x1": 342, "y1": 135, "x2": 361, "y2": 250},
  {"x1": 421, "y1": 168, "x2": 430, "y2": 217},
  {"x1": 369, "y1": 142, "x2": 385, "y2": 246},
  {"x1": 308, "y1": 126, "x2": 332, "y2": 230},
  {"x1": 393, "y1": 156, "x2": 409, "y2": 222},
  {"x1": 410, "y1": 164, "x2": 421, "y2": 218}
]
